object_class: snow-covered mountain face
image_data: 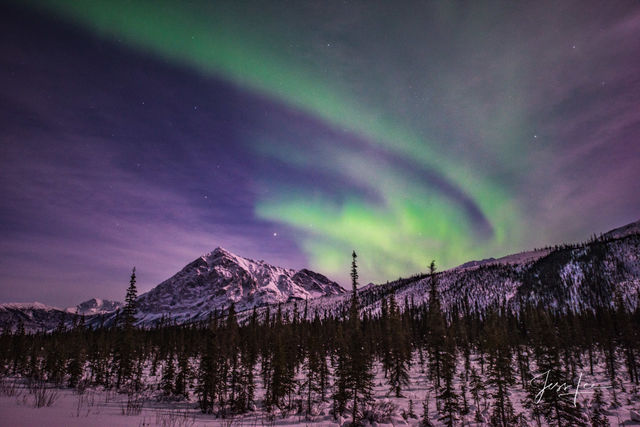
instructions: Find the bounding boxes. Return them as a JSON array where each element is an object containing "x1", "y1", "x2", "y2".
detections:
[
  {"x1": 134, "y1": 247, "x2": 345, "y2": 324},
  {"x1": 267, "y1": 220, "x2": 640, "y2": 321},
  {"x1": 603, "y1": 220, "x2": 640, "y2": 240},
  {"x1": 67, "y1": 298, "x2": 123, "y2": 316},
  {"x1": 0, "y1": 302, "x2": 68, "y2": 333},
  {"x1": 455, "y1": 248, "x2": 552, "y2": 270},
  {"x1": 0, "y1": 299, "x2": 124, "y2": 333},
  {"x1": 386, "y1": 233, "x2": 640, "y2": 316}
]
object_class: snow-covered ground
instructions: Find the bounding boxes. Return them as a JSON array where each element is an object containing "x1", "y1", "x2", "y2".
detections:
[{"x1": 2, "y1": 351, "x2": 639, "y2": 426}]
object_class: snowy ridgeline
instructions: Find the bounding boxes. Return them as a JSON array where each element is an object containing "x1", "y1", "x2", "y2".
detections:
[
  {"x1": 252, "y1": 233, "x2": 640, "y2": 325},
  {"x1": 1, "y1": 352, "x2": 639, "y2": 426},
  {"x1": 2, "y1": 226, "x2": 639, "y2": 333},
  {"x1": 131, "y1": 232, "x2": 640, "y2": 326}
]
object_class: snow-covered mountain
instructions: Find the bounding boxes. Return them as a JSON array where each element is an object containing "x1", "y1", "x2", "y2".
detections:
[
  {"x1": 0, "y1": 299, "x2": 124, "y2": 332},
  {"x1": 67, "y1": 298, "x2": 123, "y2": 316},
  {"x1": 2, "y1": 219, "x2": 639, "y2": 331},
  {"x1": 603, "y1": 219, "x2": 640, "y2": 240},
  {"x1": 262, "y1": 219, "x2": 640, "y2": 321},
  {"x1": 133, "y1": 247, "x2": 345, "y2": 324},
  {"x1": 455, "y1": 248, "x2": 551, "y2": 270},
  {"x1": 0, "y1": 247, "x2": 344, "y2": 331},
  {"x1": 0, "y1": 302, "x2": 68, "y2": 332}
]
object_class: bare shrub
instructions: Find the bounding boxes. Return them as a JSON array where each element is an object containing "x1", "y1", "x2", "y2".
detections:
[
  {"x1": 16, "y1": 392, "x2": 29, "y2": 406},
  {"x1": 104, "y1": 388, "x2": 116, "y2": 403},
  {"x1": 362, "y1": 399, "x2": 399, "y2": 424},
  {"x1": 75, "y1": 378, "x2": 90, "y2": 395},
  {"x1": 121, "y1": 392, "x2": 144, "y2": 416},
  {"x1": 74, "y1": 390, "x2": 96, "y2": 417},
  {"x1": 155, "y1": 409, "x2": 197, "y2": 427},
  {"x1": 0, "y1": 377, "x2": 21, "y2": 397},
  {"x1": 29, "y1": 379, "x2": 59, "y2": 408}
]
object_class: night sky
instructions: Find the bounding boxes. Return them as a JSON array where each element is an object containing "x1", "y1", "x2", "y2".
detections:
[{"x1": 1, "y1": 1, "x2": 639, "y2": 306}]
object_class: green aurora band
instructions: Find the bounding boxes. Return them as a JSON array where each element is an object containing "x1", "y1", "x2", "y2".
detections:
[{"x1": 29, "y1": 0, "x2": 524, "y2": 281}]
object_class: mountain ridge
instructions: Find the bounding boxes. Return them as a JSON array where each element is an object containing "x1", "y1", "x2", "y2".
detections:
[
  {"x1": 271, "y1": 220, "x2": 640, "y2": 321},
  {"x1": 1, "y1": 218, "x2": 639, "y2": 331}
]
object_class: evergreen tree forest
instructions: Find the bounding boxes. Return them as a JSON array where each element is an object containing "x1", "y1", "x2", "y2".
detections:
[{"x1": 1, "y1": 261, "x2": 639, "y2": 425}]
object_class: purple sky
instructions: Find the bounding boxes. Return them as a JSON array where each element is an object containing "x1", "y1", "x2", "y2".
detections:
[{"x1": 1, "y1": 1, "x2": 639, "y2": 307}]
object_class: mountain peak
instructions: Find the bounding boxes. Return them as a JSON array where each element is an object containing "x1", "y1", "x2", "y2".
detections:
[
  {"x1": 211, "y1": 246, "x2": 231, "y2": 256},
  {"x1": 134, "y1": 248, "x2": 344, "y2": 324},
  {"x1": 68, "y1": 298, "x2": 123, "y2": 315}
]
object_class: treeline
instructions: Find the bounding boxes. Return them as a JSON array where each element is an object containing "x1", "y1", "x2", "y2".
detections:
[{"x1": 1, "y1": 255, "x2": 639, "y2": 426}]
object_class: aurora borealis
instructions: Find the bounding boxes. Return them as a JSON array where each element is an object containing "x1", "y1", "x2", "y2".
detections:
[{"x1": 1, "y1": 1, "x2": 639, "y2": 305}]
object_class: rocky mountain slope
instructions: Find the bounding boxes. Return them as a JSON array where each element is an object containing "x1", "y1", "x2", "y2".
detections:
[
  {"x1": 132, "y1": 247, "x2": 345, "y2": 324},
  {"x1": 0, "y1": 302, "x2": 68, "y2": 333},
  {"x1": 66, "y1": 298, "x2": 123, "y2": 316},
  {"x1": 0, "y1": 298, "x2": 123, "y2": 332}
]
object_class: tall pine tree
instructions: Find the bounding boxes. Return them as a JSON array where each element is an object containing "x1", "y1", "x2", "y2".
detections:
[
  {"x1": 116, "y1": 267, "x2": 137, "y2": 389},
  {"x1": 334, "y1": 251, "x2": 374, "y2": 425}
]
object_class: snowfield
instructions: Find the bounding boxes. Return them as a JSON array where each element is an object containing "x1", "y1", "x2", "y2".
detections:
[{"x1": 1, "y1": 351, "x2": 639, "y2": 426}]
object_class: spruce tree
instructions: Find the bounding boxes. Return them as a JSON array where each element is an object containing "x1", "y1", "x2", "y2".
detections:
[
  {"x1": 420, "y1": 392, "x2": 434, "y2": 427},
  {"x1": 485, "y1": 311, "x2": 516, "y2": 427},
  {"x1": 315, "y1": 315, "x2": 330, "y2": 403},
  {"x1": 334, "y1": 251, "x2": 374, "y2": 425},
  {"x1": 237, "y1": 309, "x2": 258, "y2": 413},
  {"x1": 589, "y1": 388, "x2": 610, "y2": 427},
  {"x1": 124, "y1": 267, "x2": 138, "y2": 329},
  {"x1": 386, "y1": 295, "x2": 411, "y2": 397},
  {"x1": 469, "y1": 367, "x2": 485, "y2": 423},
  {"x1": 115, "y1": 267, "x2": 138, "y2": 390},
  {"x1": 225, "y1": 304, "x2": 242, "y2": 413},
  {"x1": 67, "y1": 321, "x2": 86, "y2": 389},
  {"x1": 437, "y1": 333, "x2": 459, "y2": 427},
  {"x1": 161, "y1": 352, "x2": 176, "y2": 397},
  {"x1": 332, "y1": 323, "x2": 349, "y2": 417},
  {"x1": 531, "y1": 310, "x2": 587, "y2": 427},
  {"x1": 614, "y1": 291, "x2": 638, "y2": 384},
  {"x1": 175, "y1": 349, "x2": 190, "y2": 399},
  {"x1": 425, "y1": 260, "x2": 446, "y2": 395},
  {"x1": 197, "y1": 316, "x2": 224, "y2": 414},
  {"x1": 301, "y1": 320, "x2": 322, "y2": 419},
  {"x1": 266, "y1": 303, "x2": 296, "y2": 413}
]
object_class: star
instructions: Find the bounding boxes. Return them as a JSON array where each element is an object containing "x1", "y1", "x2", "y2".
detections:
[{"x1": 273, "y1": 232, "x2": 278, "y2": 237}]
